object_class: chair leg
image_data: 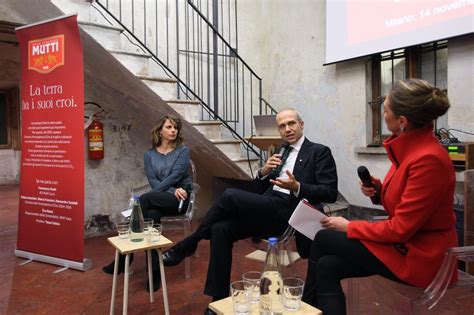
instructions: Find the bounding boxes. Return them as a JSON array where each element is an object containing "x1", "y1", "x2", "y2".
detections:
[
  {"x1": 184, "y1": 256, "x2": 191, "y2": 279},
  {"x1": 184, "y1": 220, "x2": 191, "y2": 279},
  {"x1": 235, "y1": 241, "x2": 242, "y2": 278},
  {"x1": 190, "y1": 220, "x2": 199, "y2": 258},
  {"x1": 285, "y1": 246, "x2": 295, "y2": 277}
]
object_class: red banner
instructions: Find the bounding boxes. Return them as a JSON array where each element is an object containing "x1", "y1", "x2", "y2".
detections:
[{"x1": 16, "y1": 15, "x2": 85, "y2": 263}]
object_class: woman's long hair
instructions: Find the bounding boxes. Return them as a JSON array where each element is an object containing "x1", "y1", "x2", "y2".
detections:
[{"x1": 150, "y1": 115, "x2": 184, "y2": 148}]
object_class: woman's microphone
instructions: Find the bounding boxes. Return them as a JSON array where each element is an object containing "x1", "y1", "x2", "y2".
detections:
[{"x1": 357, "y1": 166, "x2": 380, "y2": 204}]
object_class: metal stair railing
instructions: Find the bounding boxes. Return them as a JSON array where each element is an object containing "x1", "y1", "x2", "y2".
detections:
[{"x1": 93, "y1": 0, "x2": 277, "y2": 161}]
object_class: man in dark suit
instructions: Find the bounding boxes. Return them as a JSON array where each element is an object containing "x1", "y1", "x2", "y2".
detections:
[{"x1": 162, "y1": 108, "x2": 338, "y2": 312}]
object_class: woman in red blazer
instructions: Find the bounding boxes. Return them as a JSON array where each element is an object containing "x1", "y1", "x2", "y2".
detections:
[{"x1": 302, "y1": 79, "x2": 457, "y2": 315}]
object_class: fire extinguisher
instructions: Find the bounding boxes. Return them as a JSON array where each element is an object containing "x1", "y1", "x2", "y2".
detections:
[{"x1": 87, "y1": 119, "x2": 104, "y2": 160}]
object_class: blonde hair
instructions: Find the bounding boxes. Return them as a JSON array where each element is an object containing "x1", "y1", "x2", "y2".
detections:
[
  {"x1": 151, "y1": 115, "x2": 184, "y2": 148},
  {"x1": 389, "y1": 79, "x2": 450, "y2": 128}
]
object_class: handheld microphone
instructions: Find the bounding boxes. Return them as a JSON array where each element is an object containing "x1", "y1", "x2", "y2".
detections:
[
  {"x1": 357, "y1": 166, "x2": 380, "y2": 204},
  {"x1": 268, "y1": 144, "x2": 289, "y2": 179},
  {"x1": 178, "y1": 199, "x2": 184, "y2": 212}
]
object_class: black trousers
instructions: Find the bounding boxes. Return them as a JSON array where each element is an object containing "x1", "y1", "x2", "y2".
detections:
[
  {"x1": 302, "y1": 229, "x2": 402, "y2": 314},
  {"x1": 139, "y1": 191, "x2": 188, "y2": 223},
  {"x1": 194, "y1": 188, "x2": 291, "y2": 298}
]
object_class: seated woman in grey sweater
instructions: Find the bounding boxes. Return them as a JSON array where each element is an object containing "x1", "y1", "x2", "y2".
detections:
[
  {"x1": 103, "y1": 115, "x2": 192, "y2": 292},
  {"x1": 140, "y1": 115, "x2": 192, "y2": 225}
]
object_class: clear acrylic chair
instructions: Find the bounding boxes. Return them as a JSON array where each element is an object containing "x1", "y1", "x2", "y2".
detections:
[
  {"x1": 236, "y1": 225, "x2": 301, "y2": 277},
  {"x1": 131, "y1": 159, "x2": 199, "y2": 279},
  {"x1": 346, "y1": 245, "x2": 474, "y2": 314},
  {"x1": 160, "y1": 159, "x2": 199, "y2": 279}
]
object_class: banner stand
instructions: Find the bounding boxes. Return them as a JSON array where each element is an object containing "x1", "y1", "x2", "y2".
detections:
[
  {"x1": 15, "y1": 14, "x2": 87, "y2": 270},
  {"x1": 15, "y1": 249, "x2": 91, "y2": 272}
]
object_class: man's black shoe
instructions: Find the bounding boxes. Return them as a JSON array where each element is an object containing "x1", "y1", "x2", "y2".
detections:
[
  {"x1": 102, "y1": 260, "x2": 117, "y2": 275},
  {"x1": 102, "y1": 254, "x2": 134, "y2": 275},
  {"x1": 146, "y1": 270, "x2": 162, "y2": 292},
  {"x1": 162, "y1": 242, "x2": 197, "y2": 266},
  {"x1": 203, "y1": 307, "x2": 217, "y2": 315},
  {"x1": 162, "y1": 247, "x2": 185, "y2": 266}
]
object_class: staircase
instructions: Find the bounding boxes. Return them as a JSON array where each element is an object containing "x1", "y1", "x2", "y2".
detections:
[{"x1": 52, "y1": 0, "x2": 271, "y2": 177}]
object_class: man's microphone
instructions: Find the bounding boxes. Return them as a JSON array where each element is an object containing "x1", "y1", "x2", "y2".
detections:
[
  {"x1": 268, "y1": 143, "x2": 289, "y2": 179},
  {"x1": 357, "y1": 166, "x2": 380, "y2": 204},
  {"x1": 178, "y1": 199, "x2": 184, "y2": 212}
]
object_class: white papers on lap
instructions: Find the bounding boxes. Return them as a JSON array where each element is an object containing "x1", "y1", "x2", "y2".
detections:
[{"x1": 288, "y1": 199, "x2": 327, "y2": 240}]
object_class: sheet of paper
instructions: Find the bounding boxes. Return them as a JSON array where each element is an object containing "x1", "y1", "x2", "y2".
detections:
[
  {"x1": 121, "y1": 209, "x2": 132, "y2": 218},
  {"x1": 288, "y1": 199, "x2": 327, "y2": 240}
]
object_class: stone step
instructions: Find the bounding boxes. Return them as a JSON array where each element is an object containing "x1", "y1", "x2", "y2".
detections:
[
  {"x1": 190, "y1": 121, "x2": 222, "y2": 140},
  {"x1": 232, "y1": 158, "x2": 259, "y2": 177},
  {"x1": 52, "y1": 0, "x2": 112, "y2": 25},
  {"x1": 109, "y1": 49, "x2": 151, "y2": 76},
  {"x1": 138, "y1": 75, "x2": 178, "y2": 101},
  {"x1": 167, "y1": 99, "x2": 201, "y2": 121},
  {"x1": 78, "y1": 20, "x2": 145, "y2": 55},
  {"x1": 78, "y1": 21, "x2": 123, "y2": 51},
  {"x1": 325, "y1": 201, "x2": 349, "y2": 214},
  {"x1": 211, "y1": 140, "x2": 242, "y2": 160}
]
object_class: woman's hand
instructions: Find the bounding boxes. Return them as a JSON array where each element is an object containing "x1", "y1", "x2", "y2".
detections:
[
  {"x1": 175, "y1": 187, "x2": 187, "y2": 200},
  {"x1": 320, "y1": 216, "x2": 349, "y2": 232},
  {"x1": 360, "y1": 176, "x2": 382, "y2": 197}
]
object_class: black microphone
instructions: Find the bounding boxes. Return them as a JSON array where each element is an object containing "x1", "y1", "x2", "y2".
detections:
[
  {"x1": 268, "y1": 144, "x2": 289, "y2": 179},
  {"x1": 357, "y1": 166, "x2": 380, "y2": 204}
]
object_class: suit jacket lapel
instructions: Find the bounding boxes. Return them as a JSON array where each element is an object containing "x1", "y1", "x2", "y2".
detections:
[{"x1": 293, "y1": 138, "x2": 310, "y2": 179}]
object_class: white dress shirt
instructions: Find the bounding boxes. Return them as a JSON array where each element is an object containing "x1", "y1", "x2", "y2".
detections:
[{"x1": 272, "y1": 135, "x2": 305, "y2": 195}]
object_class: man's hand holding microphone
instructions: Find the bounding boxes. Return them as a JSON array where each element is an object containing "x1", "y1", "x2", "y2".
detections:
[{"x1": 259, "y1": 147, "x2": 300, "y2": 193}]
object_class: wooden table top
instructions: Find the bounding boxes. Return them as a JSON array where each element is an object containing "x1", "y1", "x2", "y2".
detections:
[
  {"x1": 208, "y1": 296, "x2": 321, "y2": 315},
  {"x1": 107, "y1": 235, "x2": 173, "y2": 254}
]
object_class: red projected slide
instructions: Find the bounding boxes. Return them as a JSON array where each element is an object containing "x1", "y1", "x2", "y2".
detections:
[{"x1": 347, "y1": 0, "x2": 473, "y2": 45}]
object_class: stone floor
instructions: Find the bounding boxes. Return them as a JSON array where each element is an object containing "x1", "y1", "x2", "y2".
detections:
[{"x1": 1, "y1": 184, "x2": 473, "y2": 314}]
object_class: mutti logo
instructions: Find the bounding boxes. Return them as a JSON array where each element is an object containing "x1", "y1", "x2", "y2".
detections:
[{"x1": 28, "y1": 34, "x2": 65, "y2": 74}]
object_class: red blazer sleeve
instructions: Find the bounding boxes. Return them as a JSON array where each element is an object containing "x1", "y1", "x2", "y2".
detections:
[{"x1": 347, "y1": 154, "x2": 452, "y2": 243}]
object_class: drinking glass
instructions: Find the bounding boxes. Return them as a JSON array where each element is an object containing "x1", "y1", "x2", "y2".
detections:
[
  {"x1": 144, "y1": 218, "x2": 154, "y2": 236},
  {"x1": 117, "y1": 222, "x2": 129, "y2": 239},
  {"x1": 242, "y1": 271, "x2": 261, "y2": 303},
  {"x1": 282, "y1": 277, "x2": 304, "y2": 311},
  {"x1": 149, "y1": 223, "x2": 162, "y2": 242},
  {"x1": 230, "y1": 280, "x2": 252, "y2": 315}
]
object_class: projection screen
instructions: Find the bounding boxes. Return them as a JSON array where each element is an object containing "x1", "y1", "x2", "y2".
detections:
[{"x1": 326, "y1": 0, "x2": 474, "y2": 64}]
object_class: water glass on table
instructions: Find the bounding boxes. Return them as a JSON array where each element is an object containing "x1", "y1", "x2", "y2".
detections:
[
  {"x1": 230, "y1": 280, "x2": 253, "y2": 315},
  {"x1": 144, "y1": 218, "x2": 154, "y2": 236},
  {"x1": 242, "y1": 271, "x2": 261, "y2": 303},
  {"x1": 117, "y1": 222, "x2": 129, "y2": 239},
  {"x1": 282, "y1": 277, "x2": 305, "y2": 311},
  {"x1": 149, "y1": 223, "x2": 162, "y2": 242}
]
